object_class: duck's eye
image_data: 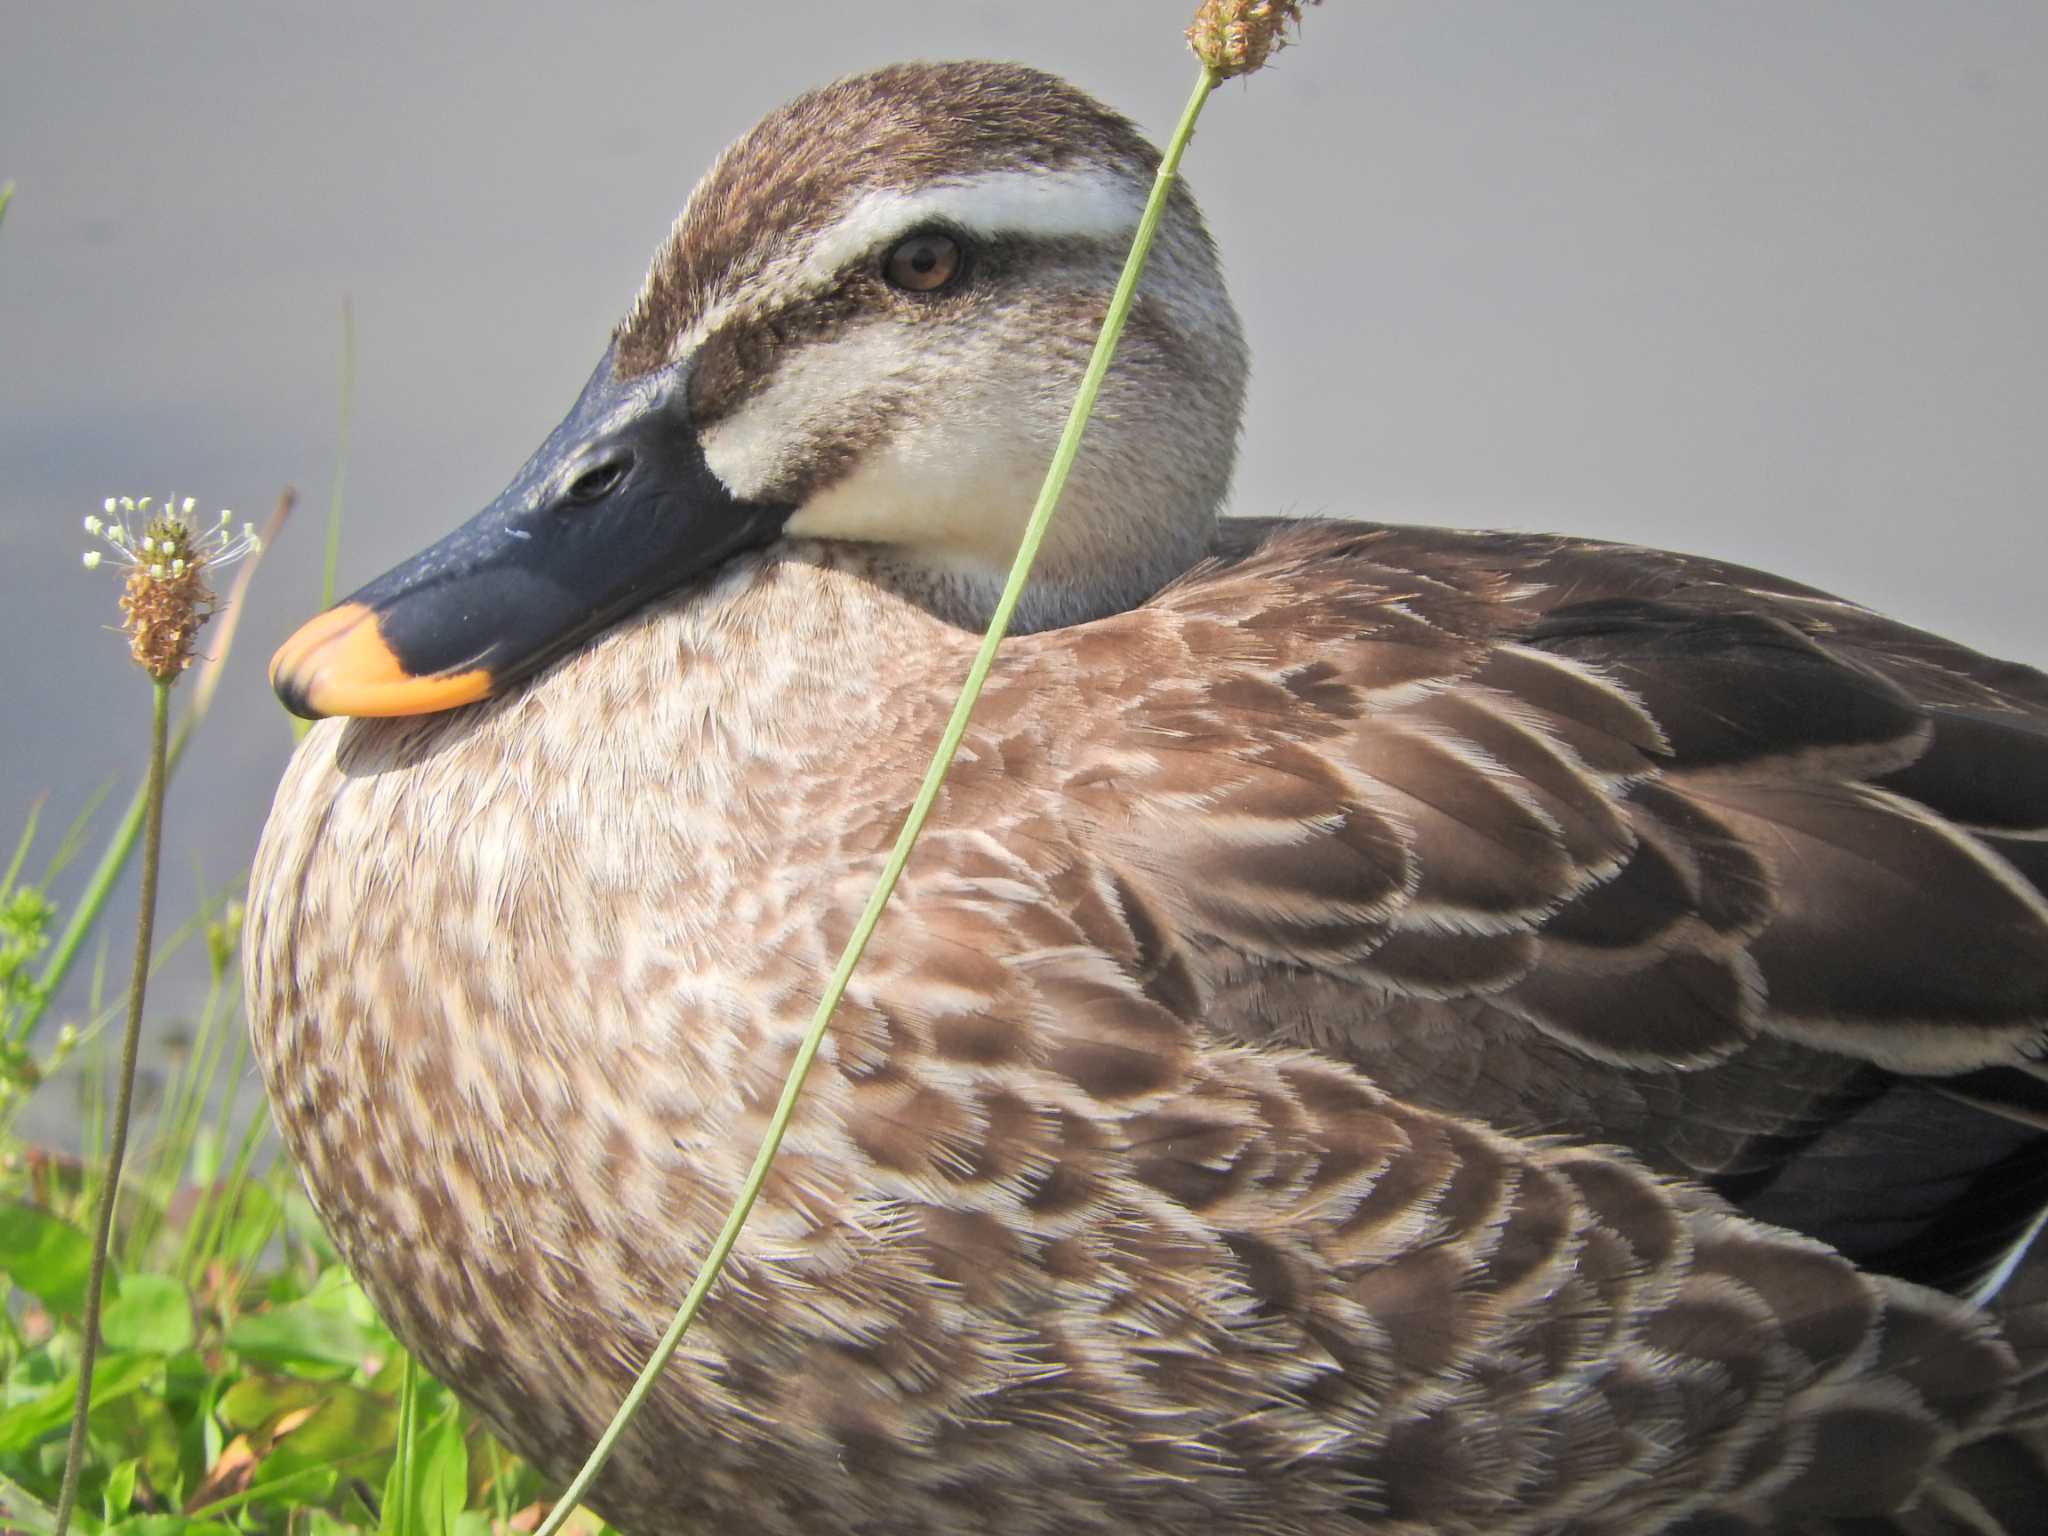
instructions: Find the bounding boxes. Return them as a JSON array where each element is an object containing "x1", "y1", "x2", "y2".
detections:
[
  {"x1": 564, "y1": 458, "x2": 628, "y2": 505},
  {"x1": 883, "y1": 233, "x2": 962, "y2": 293}
]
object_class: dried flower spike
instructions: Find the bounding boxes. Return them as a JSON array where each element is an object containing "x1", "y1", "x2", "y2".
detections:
[
  {"x1": 83, "y1": 494, "x2": 262, "y2": 681},
  {"x1": 1187, "y1": 0, "x2": 1321, "y2": 79}
]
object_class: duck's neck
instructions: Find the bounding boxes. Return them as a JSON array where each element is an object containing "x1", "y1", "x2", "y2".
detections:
[
  {"x1": 797, "y1": 473, "x2": 1226, "y2": 630},
  {"x1": 491, "y1": 543, "x2": 974, "y2": 837}
]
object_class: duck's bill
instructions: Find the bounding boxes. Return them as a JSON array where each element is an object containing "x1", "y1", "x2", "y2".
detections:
[{"x1": 270, "y1": 349, "x2": 790, "y2": 720}]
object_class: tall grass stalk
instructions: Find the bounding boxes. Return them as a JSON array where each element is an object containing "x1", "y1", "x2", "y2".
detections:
[
  {"x1": 3, "y1": 800, "x2": 42, "y2": 896},
  {"x1": 24, "y1": 489, "x2": 291, "y2": 1040},
  {"x1": 51, "y1": 678, "x2": 170, "y2": 1536},
  {"x1": 51, "y1": 495, "x2": 272, "y2": 1529},
  {"x1": 530, "y1": 56, "x2": 1228, "y2": 1536},
  {"x1": 122, "y1": 897, "x2": 244, "y2": 1264},
  {"x1": 187, "y1": 1087, "x2": 275, "y2": 1293}
]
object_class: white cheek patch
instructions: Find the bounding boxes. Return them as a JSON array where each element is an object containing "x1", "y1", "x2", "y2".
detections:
[
  {"x1": 697, "y1": 324, "x2": 924, "y2": 503},
  {"x1": 784, "y1": 431, "x2": 1045, "y2": 565}
]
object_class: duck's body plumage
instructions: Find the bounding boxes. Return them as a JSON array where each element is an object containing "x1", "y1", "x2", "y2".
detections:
[{"x1": 250, "y1": 62, "x2": 2048, "y2": 1535}]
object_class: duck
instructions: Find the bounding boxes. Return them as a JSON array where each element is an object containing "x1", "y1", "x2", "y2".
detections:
[{"x1": 248, "y1": 60, "x2": 2048, "y2": 1536}]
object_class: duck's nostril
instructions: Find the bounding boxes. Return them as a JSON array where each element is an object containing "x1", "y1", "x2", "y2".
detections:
[{"x1": 565, "y1": 457, "x2": 630, "y2": 505}]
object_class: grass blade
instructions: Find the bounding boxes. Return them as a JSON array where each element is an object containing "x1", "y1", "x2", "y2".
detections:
[{"x1": 1, "y1": 796, "x2": 42, "y2": 901}]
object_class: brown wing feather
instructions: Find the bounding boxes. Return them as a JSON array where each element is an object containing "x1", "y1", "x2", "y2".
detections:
[
  {"x1": 815, "y1": 859, "x2": 2034, "y2": 1533},
  {"x1": 1043, "y1": 520, "x2": 2048, "y2": 1296}
]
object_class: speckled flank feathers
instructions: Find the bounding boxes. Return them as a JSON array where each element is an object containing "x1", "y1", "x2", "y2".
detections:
[{"x1": 248, "y1": 62, "x2": 2048, "y2": 1535}]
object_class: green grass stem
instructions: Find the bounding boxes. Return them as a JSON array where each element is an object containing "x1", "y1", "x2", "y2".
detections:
[
  {"x1": 126, "y1": 922, "x2": 242, "y2": 1265},
  {"x1": 382, "y1": 1353, "x2": 421, "y2": 1536},
  {"x1": 530, "y1": 61, "x2": 1225, "y2": 1535},
  {"x1": 52, "y1": 677, "x2": 171, "y2": 1536},
  {"x1": 23, "y1": 712, "x2": 190, "y2": 1046},
  {"x1": 1, "y1": 798, "x2": 41, "y2": 899},
  {"x1": 180, "y1": 1446, "x2": 387, "y2": 1526},
  {"x1": 194, "y1": 1094, "x2": 276, "y2": 1294}
]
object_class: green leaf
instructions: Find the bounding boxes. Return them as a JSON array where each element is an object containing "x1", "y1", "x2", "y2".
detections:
[
  {"x1": 0, "y1": 1202, "x2": 93, "y2": 1310},
  {"x1": 213, "y1": 1181, "x2": 279, "y2": 1267},
  {"x1": 226, "y1": 1377, "x2": 396, "y2": 1461},
  {"x1": 416, "y1": 1410, "x2": 469, "y2": 1535},
  {"x1": 107, "y1": 1519, "x2": 239, "y2": 1536},
  {"x1": 8, "y1": 1343, "x2": 62, "y2": 1392},
  {"x1": 278, "y1": 1188, "x2": 341, "y2": 1267},
  {"x1": 380, "y1": 1356, "x2": 421, "y2": 1536},
  {"x1": 204, "y1": 1375, "x2": 398, "y2": 1522},
  {"x1": 185, "y1": 1124, "x2": 222, "y2": 1191},
  {"x1": 102, "y1": 1456, "x2": 140, "y2": 1521},
  {"x1": 226, "y1": 1299, "x2": 378, "y2": 1376},
  {"x1": 0, "y1": 1351, "x2": 161, "y2": 1452},
  {"x1": 377, "y1": 1359, "x2": 471, "y2": 1536},
  {"x1": 159, "y1": 1348, "x2": 212, "y2": 1405},
  {"x1": 102, "y1": 1273, "x2": 195, "y2": 1355},
  {"x1": 133, "y1": 1379, "x2": 191, "y2": 1519},
  {"x1": 194, "y1": 1370, "x2": 224, "y2": 1492},
  {"x1": 216, "y1": 1374, "x2": 328, "y2": 1432},
  {"x1": 0, "y1": 1469, "x2": 56, "y2": 1535},
  {"x1": 243, "y1": 1387, "x2": 396, "y2": 1516}
]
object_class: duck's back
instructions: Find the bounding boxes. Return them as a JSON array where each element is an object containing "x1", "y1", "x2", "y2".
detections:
[
  {"x1": 1074, "y1": 519, "x2": 2048, "y2": 1299},
  {"x1": 1004, "y1": 516, "x2": 2048, "y2": 1529}
]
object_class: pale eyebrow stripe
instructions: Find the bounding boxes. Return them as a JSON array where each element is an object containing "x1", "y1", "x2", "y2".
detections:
[
  {"x1": 661, "y1": 165, "x2": 1146, "y2": 365},
  {"x1": 798, "y1": 166, "x2": 1146, "y2": 285}
]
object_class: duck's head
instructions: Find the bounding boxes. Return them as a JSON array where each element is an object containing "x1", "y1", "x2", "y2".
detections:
[{"x1": 272, "y1": 61, "x2": 1249, "y2": 720}]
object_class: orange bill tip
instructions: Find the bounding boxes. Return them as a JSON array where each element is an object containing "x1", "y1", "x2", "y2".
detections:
[{"x1": 270, "y1": 602, "x2": 492, "y2": 719}]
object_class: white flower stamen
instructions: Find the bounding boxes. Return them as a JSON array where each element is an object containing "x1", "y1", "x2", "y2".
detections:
[
  {"x1": 81, "y1": 491, "x2": 262, "y2": 578},
  {"x1": 81, "y1": 489, "x2": 260, "y2": 678}
]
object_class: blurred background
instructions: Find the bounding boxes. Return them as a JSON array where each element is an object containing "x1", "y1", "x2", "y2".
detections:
[{"x1": 2, "y1": 1, "x2": 2044, "y2": 1056}]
